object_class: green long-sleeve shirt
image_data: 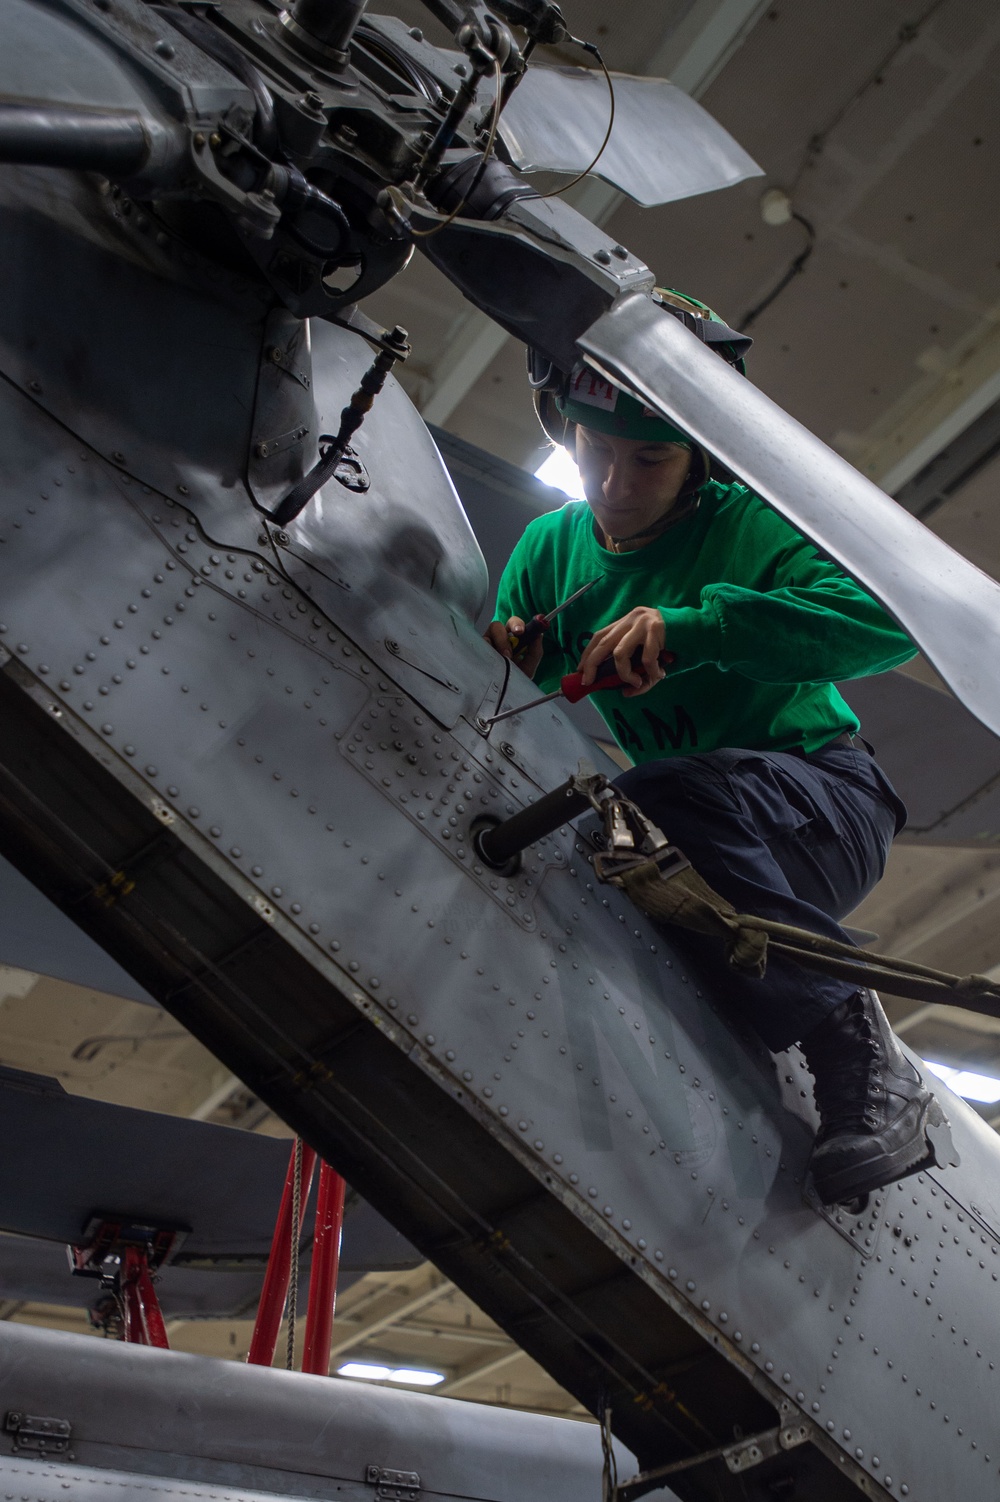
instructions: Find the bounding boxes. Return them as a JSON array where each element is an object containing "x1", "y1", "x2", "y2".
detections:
[{"x1": 495, "y1": 482, "x2": 916, "y2": 764}]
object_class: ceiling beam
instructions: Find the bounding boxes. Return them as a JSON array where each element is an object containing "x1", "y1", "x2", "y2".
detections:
[
  {"x1": 188, "y1": 1070, "x2": 243, "y2": 1121},
  {"x1": 328, "y1": 1274, "x2": 451, "y2": 1361},
  {"x1": 841, "y1": 315, "x2": 1000, "y2": 496},
  {"x1": 438, "y1": 1343, "x2": 525, "y2": 1394},
  {"x1": 418, "y1": 0, "x2": 771, "y2": 428}
]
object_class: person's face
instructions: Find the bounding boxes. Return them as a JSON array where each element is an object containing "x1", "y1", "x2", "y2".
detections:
[{"x1": 574, "y1": 425, "x2": 692, "y2": 542}]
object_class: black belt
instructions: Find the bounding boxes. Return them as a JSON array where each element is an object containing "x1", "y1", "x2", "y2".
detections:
[
  {"x1": 828, "y1": 731, "x2": 872, "y2": 754},
  {"x1": 791, "y1": 732, "x2": 873, "y2": 758}
]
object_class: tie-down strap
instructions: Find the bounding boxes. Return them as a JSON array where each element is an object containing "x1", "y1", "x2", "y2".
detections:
[{"x1": 576, "y1": 774, "x2": 1000, "y2": 1022}]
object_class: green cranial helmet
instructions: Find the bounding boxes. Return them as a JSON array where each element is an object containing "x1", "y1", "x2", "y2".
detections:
[{"x1": 531, "y1": 287, "x2": 751, "y2": 493}]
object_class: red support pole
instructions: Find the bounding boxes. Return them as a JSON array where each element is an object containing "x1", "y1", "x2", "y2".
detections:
[
  {"x1": 302, "y1": 1162, "x2": 347, "y2": 1376},
  {"x1": 247, "y1": 1140, "x2": 317, "y2": 1367},
  {"x1": 120, "y1": 1250, "x2": 144, "y2": 1345},
  {"x1": 120, "y1": 1245, "x2": 170, "y2": 1347}
]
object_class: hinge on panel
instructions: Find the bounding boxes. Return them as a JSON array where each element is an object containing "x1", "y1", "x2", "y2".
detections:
[
  {"x1": 4, "y1": 1411, "x2": 72, "y2": 1456},
  {"x1": 365, "y1": 1464, "x2": 421, "y2": 1501}
]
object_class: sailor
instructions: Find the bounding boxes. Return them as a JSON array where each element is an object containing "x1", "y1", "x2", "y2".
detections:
[{"x1": 485, "y1": 290, "x2": 943, "y2": 1207}]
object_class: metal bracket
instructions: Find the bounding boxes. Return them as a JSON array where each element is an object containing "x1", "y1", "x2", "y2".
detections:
[
  {"x1": 615, "y1": 1403, "x2": 811, "y2": 1499},
  {"x1": 255, "y1": 425, "x2": 309, "y2": 460},
  {"x1": 332, "y1": 445, "x2": 371, "y2": 493},
  {"x1": 268, "y1": 342, "x2": 312, "y2": 391},
  {"x1": 365, "y1": 1465, "x2": 421, "y2": 1501},
  {"x1": 724, "y1": 1414, "x2": 810, "y2": 1474},
  {"x1": 4, "y1": 1411, "x2": 72, "y2": 1456}
]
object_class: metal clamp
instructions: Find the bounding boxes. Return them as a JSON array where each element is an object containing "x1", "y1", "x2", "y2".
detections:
[{"x1": 586, "y1": 781, "x2": 689, "y2": 885}]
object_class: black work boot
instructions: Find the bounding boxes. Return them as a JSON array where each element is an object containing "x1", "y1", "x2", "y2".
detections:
[{"x1": 801, "y1": 989, "x2": 956, "y2": 1206}]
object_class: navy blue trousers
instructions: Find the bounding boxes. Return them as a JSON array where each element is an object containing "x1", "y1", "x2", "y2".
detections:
[{"x1": 615, "y1": 745, "x2": 906, "y2": 1052}]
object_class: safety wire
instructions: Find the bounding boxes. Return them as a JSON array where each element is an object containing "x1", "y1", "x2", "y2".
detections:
[
  {"x1": 535, "y1": 37, "x2": 615, "y2": 199},
  {"x1": 410, "y1": 56, "x2": 504, "y2": 238},
  {"x1": 286, "y1": 1135, "x2": 304, "y2": 1370},
  {"x1": 411, "y1": 31, "x2": 615, "y2": 235}
]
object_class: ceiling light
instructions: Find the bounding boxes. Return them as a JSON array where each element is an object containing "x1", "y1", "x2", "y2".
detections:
[
  {"x1": 388, "y1": 1368, "x2": 446, "y2": 1387},
  {"x1": 336, "y1": 1361, "x2": 446, "y2": 1387},
  {"x1": 337, "y1": 1362, "x2": 392, "y2": 1380},
  {"x1": 759, "y1": 187, "x2": 793, "y2": 226},
  {"x1": 924, "y1": 1060, "x2": 1000, "y2": 1104},
  {"x1": 535, "y1": 446, "x2": 586, "y2": 500}
]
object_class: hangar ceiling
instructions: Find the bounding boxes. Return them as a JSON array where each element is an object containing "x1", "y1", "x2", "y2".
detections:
[{"x1": 2, "y1": 0, "x2": 1000, "y2": 1426}]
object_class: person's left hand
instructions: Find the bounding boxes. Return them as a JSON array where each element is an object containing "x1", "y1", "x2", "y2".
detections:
[{"x1": 577, "y1": 606, "x2": 668, "y2": 698}]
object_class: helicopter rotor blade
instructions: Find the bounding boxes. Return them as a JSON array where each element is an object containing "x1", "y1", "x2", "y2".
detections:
[{"x1": 579, "y1": 292, "x2": 1000, "y2": 740}]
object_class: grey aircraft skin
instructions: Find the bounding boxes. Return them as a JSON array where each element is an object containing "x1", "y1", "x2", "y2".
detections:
[{"x1": 1, "y1": 2, "x2": 1000, "y2": 1500}]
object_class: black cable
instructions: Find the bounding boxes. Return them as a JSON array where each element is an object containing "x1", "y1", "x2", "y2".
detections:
[
  {"x1": 738, "y1": 212, "x2": 815, "y2": 331},
  {"x1": 486, "y1": 649, "x2": 513, "y2": 730},
  {"x1": 787, "y1": 0, "x2": 947, "y2": 196}
]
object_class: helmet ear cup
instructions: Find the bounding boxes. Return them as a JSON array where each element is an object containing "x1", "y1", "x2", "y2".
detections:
[{"x1": 534, "y1": 388, "x2": 572, "y2": 448}]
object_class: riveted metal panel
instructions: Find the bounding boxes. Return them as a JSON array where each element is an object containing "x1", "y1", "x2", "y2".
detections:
[
  {"x1": 2, "y1": 163, "x2": 1000, "y2": 1500},
  {"x1": 0, "y1": 1323, "x2": 632, "y2": 1502}
]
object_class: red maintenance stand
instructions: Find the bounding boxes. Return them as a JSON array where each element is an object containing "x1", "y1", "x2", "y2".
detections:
[{"x1": 247, "y1": 1141, "x2": 347, "y2": 1375}]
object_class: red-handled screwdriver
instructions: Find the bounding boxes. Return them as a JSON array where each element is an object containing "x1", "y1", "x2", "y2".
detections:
[
  {"x1": 482, "y1": 648, "x2": 676, "y2": 727},
  {"x1": 507, "y1": 579, "x2": 597, "y2": 661}
]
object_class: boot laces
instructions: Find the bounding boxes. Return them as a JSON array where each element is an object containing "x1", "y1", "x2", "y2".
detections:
[{"x1": 807, "y1": 995, "x2": 886, "y2": 1140}]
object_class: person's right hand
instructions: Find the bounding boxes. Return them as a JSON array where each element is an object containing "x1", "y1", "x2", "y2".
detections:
[{"x1": 484, "y1": 616, "x2": 544, "y2": 679}]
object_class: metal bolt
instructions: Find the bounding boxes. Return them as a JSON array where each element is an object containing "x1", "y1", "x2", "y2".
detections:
[
  {"x1": 304, "y1": 91, "x2": 325, "y2": 112},
  {"x1": 385, "y1": 638, "x2": 400, "y2": 653},
  {"x1": 154, "y1": 38, "x2": 175, "y2": 58},
  {"x1": 594, "y1": 248, "x2": 612, "y2": 265},
  {"x1": 193, "y1": 132, "x2": 206, "y2": 150}
]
